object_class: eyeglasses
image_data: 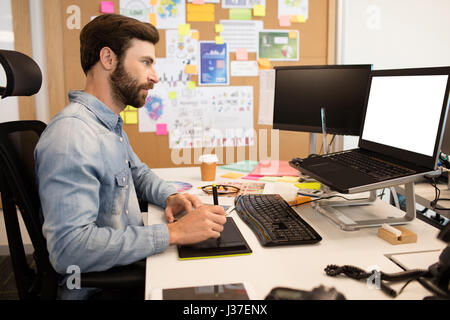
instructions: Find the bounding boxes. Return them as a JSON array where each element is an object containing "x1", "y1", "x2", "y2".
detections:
[{"x1": 201, "y1": 184, "x2": 241, "y2": 196}]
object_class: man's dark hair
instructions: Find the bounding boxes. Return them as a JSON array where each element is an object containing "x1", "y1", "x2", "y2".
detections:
[{"x1": 80, "y1": 14, "x2": 159, "y2": 75}]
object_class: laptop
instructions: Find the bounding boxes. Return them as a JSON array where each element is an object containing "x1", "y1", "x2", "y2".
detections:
[{"x1": 290, "y1": 66, "x2": 450, "y2": 194}]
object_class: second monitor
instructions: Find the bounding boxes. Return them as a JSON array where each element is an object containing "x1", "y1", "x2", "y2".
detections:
[{"x1": 272, "y1": 64, "x2": 372, "y2": 137}]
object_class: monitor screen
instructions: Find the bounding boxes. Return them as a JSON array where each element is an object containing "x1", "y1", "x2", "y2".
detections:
[{"x1": 272, "y1": 65, "x2": 372, "y2": 136}]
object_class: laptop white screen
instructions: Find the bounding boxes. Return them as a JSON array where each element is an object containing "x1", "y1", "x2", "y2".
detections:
[{"x1": 361, "y1": 74, "x2": 449, "y2": 156}]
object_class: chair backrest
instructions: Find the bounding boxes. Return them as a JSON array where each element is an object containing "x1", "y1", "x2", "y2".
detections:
[{"x1": 0, "y1": 50, "x2": 58, "y2": 299}]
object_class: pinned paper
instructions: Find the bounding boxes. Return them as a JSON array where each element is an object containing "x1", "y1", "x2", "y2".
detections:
[
  {"x1": 253, "y1": 5, "x2": 266, "y2": 17},
  {"x1": 215, "y1": 36, "x2": 224, "y2": 44},
  {"x1": 149, "y1": 13, "x2": 157, "y2": 26},
  {"x1": 184, "y1": 64, "x2": 198, "y2": 74},
  {"x1": 229, "y1": 8, "x2": 251, "y2": 20},
  {"x1": 187, "y1": 3, "x2": 215, "y2": 22},
  {"x1": 215, "y1": 24, "x2": 224, "y2": 33},
  {"x1": 187, "y1": 81, "x2": 196, "y2": 89},
  {"x1": 220, "y1": 172, "x2": 245, "y2": 179},
  {"x1": 257, "y1": 58, "x2": 272, "y2": 69},
  {"x1": 235, "y1": 48, "x2": 248, "y2": 61},
  {"x1": 279, "y1": 15, "x2": 291, "y2": 27},
  {"x1": 156, "y1": 123, "x2": 168, "y2": 135},
  {"x1": 100, "y1": 1, "x2": 114, "y2": 13},
  {"x1": 168, "y1": 91, "x2": 177, "y2": 100},
  {"x1": 178, "y1": 24, "x2": 191, "y2": 36}
]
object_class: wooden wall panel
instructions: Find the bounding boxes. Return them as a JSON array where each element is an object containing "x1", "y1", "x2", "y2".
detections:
[{"x1": 45, "y1": 0, "x2": 335, "y2": 168}]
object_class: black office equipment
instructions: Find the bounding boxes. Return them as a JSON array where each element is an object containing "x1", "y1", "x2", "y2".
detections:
[
  {"x1": 273, "y1": 64, "x2": 372, "y2": 136},
  {"x1": 177, "y1": 217, "x2": 252, "y2": 259},
  {"x1": 234, "y1": 194, "x2": 322, "y2": 246},
  {"x1": 292, "y1": 66, "x2": 450, "y2": 194},
  {"x1": 0, "y1": 49, "x2": 145, "y2": 300}
]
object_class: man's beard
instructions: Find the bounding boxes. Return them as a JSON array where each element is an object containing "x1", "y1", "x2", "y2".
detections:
[{"x1": 109, "y1": 61, "x2": 153, "y2": 109}]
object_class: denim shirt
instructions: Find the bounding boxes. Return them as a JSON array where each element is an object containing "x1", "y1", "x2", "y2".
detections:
[{"x1": 34, "y1": 90, "x2": 177, "y2": 299}]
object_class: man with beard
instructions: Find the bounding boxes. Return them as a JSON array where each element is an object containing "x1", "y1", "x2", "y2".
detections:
[{"x1": 34, "y1": 14, "x2": 226, "y2": 300}]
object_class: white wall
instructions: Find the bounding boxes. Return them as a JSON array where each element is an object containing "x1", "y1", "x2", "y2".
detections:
[
  {"x1": 337, "y1": 0, "x2": 450, "y2": 150},
  {"x1": 0, "y1": 0, "x2": 19, "y2": 123}
]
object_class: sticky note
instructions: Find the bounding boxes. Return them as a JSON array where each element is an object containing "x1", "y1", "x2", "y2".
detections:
[
  {"x1": 187, "y1": 3, "x2": 215, "y2": 22},
  {"x1": 149, "y1": 0, "x2": 158, "y2": 5},
  {"x1": 192, "y1": 0, "x2": 205, "y2": 4},
  {"x1": 124, "y1": 112, "x2": 138, "y2": 124},
  {"x1": 289, "y1": 30, "x2": 297, "y2": 39},
  {"x1": 191, "y1": 31, "x2": 200, "y2": 39},
  {"x1": 178, "y1": 24, "x2": 191, "y2": 36},
  {"x1": 100, "y1": 1, "x2": 114, "y2": 13},
  {"x1": 215, "y1": 36, "x2": 224, "y2": 44},
  {"x1": 187, "y1": 81, "x2": 196, "y2": 89},
  {"x1": 292, "y1": 15, "x2": 306, "y2": 23},
  {"x1": 253, "y1": 5, "x2": 265, "y2": 17},
  {"x1": 242, "y1": 174, "x2": 264, "y2": 181},
  {"x1": 279, "y1": 15, "x2": 291, "y2": 27},
  {"x1": 156, "y1": 123, "x2": 168, "y2": 135},
  {"x1": 295, "y1": 182, "x2": 321, "y2": 190},
  {"x1": 257, "y1": 58, "x2": 272, "y2": 69},
  {"x1": 220, "y1": 172, "x2": 245, "y2": 179},
  {"x1": 184, "y1": 64, "x2": 197, "y2": 74},
  {"x1": 215, "y1": 24, "x2": 224, "y2": 33},
  {"x1": 235, "y1": 48, "x2": 248, "y2": 61},
  {"x1": 278, "y1": 176, "x2": 300, "y2": 183},
  {"x1": 149, "y1": 13, "x2": 157, "y2": 26},
  {"x1": 259, "y1": 176, "x2": 280, "y2": 182},
  {"x1": 168, "y1": 91, "x2": 177, "y2": 100},
  {"x1": 229, "y1": 8, "x2": 251, "y2": 20}
]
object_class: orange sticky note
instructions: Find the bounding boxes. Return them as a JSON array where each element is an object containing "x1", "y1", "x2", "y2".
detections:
[
  {"x1": 220, "y1": 172, "x2": 245, "y2": 179},
  {"x1": 288, "y1": 30, "x2": 297, "y2": 39},
  {"x1": 149, "y1": 0, "x2": 158, "y2": 5},
  {"x1": 258, "y1": 58, "x2": 272, "y2": 69},
  {"x1": 191, "y1": 31, "x2": 200, "y2": 39},
  {"x1": 184, "y1": 64, "x2": 197, "y2": 74},
  {"x1": 279, "y1": 15, "x2": 291, "y2": 27},
  {"x1": 236, "y1": 48, "x2": 248, "y2": 61},
  {"x1": 149, "y1": 13, "x2": 157, "y2": 26}
]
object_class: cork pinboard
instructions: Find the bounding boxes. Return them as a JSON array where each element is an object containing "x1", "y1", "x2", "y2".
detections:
[{"x1": 49, "y1": 0, "x2": 335, "y2": 168}]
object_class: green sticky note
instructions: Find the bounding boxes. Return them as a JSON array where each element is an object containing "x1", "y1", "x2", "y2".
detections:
[{"x1": 229, "y1": 8, "x2": 251, "y2": 20}]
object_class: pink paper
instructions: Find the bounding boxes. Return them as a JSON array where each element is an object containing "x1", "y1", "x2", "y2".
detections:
[
  {"x1": 279, "y1": 15, "x2": 291, "y2": 27},
  {"x1": 236, "y1": 48, "x2": 248, "y2": 61},
  {"x1": 242, "y1": 174, "x2": 264, "y2": 181},
  {"x1": 156, "y1": 123, "x2": 168, "y2": 135},
  {"x1": 100, "y1": 1, "x2": 115, "y2": 13},
  {"x1": 250, "y1": 160, "x2": 298, "y2": 177}
]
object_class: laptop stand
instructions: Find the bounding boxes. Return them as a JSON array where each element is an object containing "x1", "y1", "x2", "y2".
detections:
[{"x1": 311, "y1": 182, "x2": 416, "y2": 231}]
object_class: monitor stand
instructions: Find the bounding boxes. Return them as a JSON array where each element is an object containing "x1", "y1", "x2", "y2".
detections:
[
  {"x1": 309, "y1": 133, "x2": 317, "y2": 155},
  {"x1": 311, "y1": 182, "x2": 416, "y2": 231}
]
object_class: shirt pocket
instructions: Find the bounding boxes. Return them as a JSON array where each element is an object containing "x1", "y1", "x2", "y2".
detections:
[{"x1": 111, "y1": 169, "x2": 130, "y2": 216}]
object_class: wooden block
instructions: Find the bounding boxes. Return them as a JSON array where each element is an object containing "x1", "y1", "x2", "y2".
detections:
[{"x1": 377, "y1": 226, "x2": 417, "y2": 245}]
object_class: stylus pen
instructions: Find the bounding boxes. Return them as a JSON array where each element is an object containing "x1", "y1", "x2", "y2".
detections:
[{"x1": 212, "y1": 183, "x2": 219, "y2": 205}]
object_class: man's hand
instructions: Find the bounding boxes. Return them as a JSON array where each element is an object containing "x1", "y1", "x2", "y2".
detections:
[
  {"x1": 166, "y1": 205, "x2": 227, "y2": 245},
  {"x1": 165, "y1": 193, "x2": 203, "y2": 223}
]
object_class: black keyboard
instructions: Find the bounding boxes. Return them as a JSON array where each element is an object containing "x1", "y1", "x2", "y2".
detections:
[
  {"x1": 234, "y1": 194, "x2": 322, "y2": 247},
  {"x1": 325, "y1": 150, "x2": 415, "y2": 180}
]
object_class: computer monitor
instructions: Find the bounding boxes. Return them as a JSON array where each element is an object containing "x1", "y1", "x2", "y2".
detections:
[{"x1": 272, "y1": 65, "x2": 372, "y2": 136}]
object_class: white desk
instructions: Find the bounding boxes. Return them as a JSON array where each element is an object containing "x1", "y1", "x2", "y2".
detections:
[{"x1": 145, "y1": 167, "x2": 445, "y2": 300}]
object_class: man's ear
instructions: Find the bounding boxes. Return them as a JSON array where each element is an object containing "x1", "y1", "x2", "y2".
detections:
[{"x1": 99, "y1": 47, "x2": 117, "y2": 71}]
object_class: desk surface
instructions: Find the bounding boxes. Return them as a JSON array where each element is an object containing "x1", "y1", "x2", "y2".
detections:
[{"x1": 145, "y1": 167, "x2": 445, "y2": 300}]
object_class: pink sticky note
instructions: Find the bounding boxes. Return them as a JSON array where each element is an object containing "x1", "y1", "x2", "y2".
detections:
[
  {"x1": 156, "y1": 123, "x2": 168, "y2": 135},
  {"x1": 236, "y1": 48, "x2": 248, "y2": 61},
  {"x1": 279, "y1": 15, "x2": 291, "y2": 27},
  {"x1": 100, "y1": 1, "x2": 114, "y2": 13},
  {"x1": 242, "y1": 174, "x2": 264, "y2": 181},
  {"x1": 192, "y1": 0, "x2": 205, "y2": 4}
]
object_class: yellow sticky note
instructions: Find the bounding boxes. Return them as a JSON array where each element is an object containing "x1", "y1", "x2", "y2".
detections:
[
  {"x1": 288, "y1": 30, "x2": 297, "y2": 39},
  {"x1": 149, "y1": 13, "x2": 156, "y2": 26},
  {"x1": 215, "y1": 36, "x2": 224, "y2": 44},
  {"x1": 191, "y1": 31, "x2": 200, "y2": 39},
  {"x1": 215, "y1": 24, "x2": 224, "y2": 33},
  {"x1": 297, "y1": 15, "x2": 306, "y2": 23},
  {"x1": 168, "y1": 91, "x2": 177, "y2": 99},
  {"x1": 178, "y1": 24, "x2": 191, "y2": 36},
  {"x1": 187, "y1": 81, "x2": 196, "y2": 89},
  {"x1": 119, "y1": 111, "x2": 124, "y2": 119},
  {"x1": 149, "y1": 0, "x2": 158, "y2": 5},
  {"x1": 184, "y1": 64, "x2": 198, "y2": 74},
  {"x1": 124, "y1": 111, "x2": 138, "y2": 124},
  {"x1": 295, "y1": 182, "x2": 321, "y2": 190},
  {"x1": 278, "y1": 176, "x2": 300, "y2": 183},
  {"x1": 258, "y1": 58, "x2": 272, "y2": 69},
  {"x1": 253, "y1": 5, "x2": 265, "y2": 17},
  {"x1": 220, "y1": 172, "x2": 245, "y2": 179},
  {"x1": 259, "y1": 176, "x2": 280, "y2": 182}
]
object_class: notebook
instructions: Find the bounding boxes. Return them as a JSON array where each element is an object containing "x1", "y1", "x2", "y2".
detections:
[
  {"x1": 177, "y1": 217, "x2": 252, "y2": 260},
  {"x1": 291, "y1": 66, "x2": 450, "y2": 194}
]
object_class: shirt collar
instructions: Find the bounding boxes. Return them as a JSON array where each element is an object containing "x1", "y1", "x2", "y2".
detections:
[{"x1": 68, "y1": 90, "x2": 123, "y2": 132}]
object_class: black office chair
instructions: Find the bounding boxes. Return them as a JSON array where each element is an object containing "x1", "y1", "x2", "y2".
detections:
[{"x1": 0, "y1": 49, "x2": 145, "y2": 300}]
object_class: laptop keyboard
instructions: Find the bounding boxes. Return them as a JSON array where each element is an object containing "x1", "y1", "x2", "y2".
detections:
[{"x1": 324, "y1": 150, "x2": 415, "y2": 181}]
